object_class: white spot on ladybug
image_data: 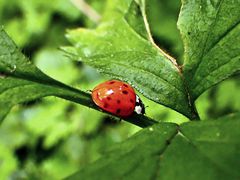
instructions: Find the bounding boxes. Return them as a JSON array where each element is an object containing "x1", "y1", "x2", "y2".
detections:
[
  {"x1": 134, "y1": 95, "x2": 145, "y2": 115},
  {"x1": 135, "y1": 105, "x2": 143, "y2": 114},
  {"x1": 106, "y1": 89, "x2": 114, "y2": 95}
]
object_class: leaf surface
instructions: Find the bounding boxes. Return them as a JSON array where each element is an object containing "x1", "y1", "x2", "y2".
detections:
[
  {"x1": 178, "y1": 0, "x2": 240, "y2": 99},
  {"x1": 65, "y1": 0, "x2": 194, "y2": 118},
  {"x1": 0, "y1": 28, "x2": 157, "y2": 127},
  {"x1": 65, "y1": 122, "x2": 178, "y2": 180},
  {"x1": 0, "y1": 28, "x2": 92, "y2": 122},
  {"x1": 66, "y1": 113, "x2": 240, "y2": 180}
]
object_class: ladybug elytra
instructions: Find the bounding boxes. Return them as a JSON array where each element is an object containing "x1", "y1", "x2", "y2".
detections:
[{"x1": 91, "y1": 80, "x2": 145, "y2": 117}]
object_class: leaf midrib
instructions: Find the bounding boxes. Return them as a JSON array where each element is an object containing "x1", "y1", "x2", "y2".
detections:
[
  {"x1": 192, "y1": 54, "x2": 240, "y2": 90},
  {"x1": 150, "y1": 128, "x2": 179, "y2": 180},
  {"x1": 123, "y1": 6, "x2": 180, "y2": 70},
  {"x1": 191, "y1": 21, "x2": 240, "y2": 87},
  {"x1": 84, "y1": 52, "x2": 185, "y2": 94}
]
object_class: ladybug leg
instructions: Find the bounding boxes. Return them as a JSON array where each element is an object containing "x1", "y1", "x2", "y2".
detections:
[{"x1": 86, "y1": 89, "x2": 92, "y2": 93}]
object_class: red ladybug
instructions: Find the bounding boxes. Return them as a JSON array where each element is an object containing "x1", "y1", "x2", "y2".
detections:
[{"x1": 91, "y1": 80, "x2": 145, "y2": 117}]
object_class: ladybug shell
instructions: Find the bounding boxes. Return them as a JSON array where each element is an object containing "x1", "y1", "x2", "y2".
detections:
[{"x1": 91, "y1": 80, "x2": 136, "y2": 117}]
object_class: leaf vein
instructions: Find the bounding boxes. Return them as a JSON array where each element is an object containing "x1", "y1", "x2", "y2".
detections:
[
  {"x1": 87, "y1": 54, "x2": 185, "y2": 94},
  {"x1": 192, "y1": 18, "x2": 240, "y2": 82},
  {"x1": 192, "y1": 54, "x2": 240, "y2": 90},
  {"x1": 191, "y1": 0, "x2": 224, "y2": 78}
]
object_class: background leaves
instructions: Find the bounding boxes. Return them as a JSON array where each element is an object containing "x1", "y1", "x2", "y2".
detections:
[
  {"x1": 0, "y1": 28, "x2": 92, "y2": 122},
  {"x1": 0, "y1": 0, "x2": 239, "y2": 179}
]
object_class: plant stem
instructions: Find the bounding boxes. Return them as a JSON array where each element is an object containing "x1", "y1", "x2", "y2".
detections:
[
  {"x1": 57, "y1": 88, "x2": 158, "y2": 128},
  {"x1": 125, "y1": 114, "x2": 158, "y2": 128},
  {"x1": 70, "y1": 0, "x2": 101, "y2": 23},
  {"x1": 190, "y1": 102, "x2": 200, "y2": 121}
]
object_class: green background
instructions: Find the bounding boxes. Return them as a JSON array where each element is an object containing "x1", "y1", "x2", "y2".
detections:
[{"x1": 0, "y1": 0, "x2": 239, "y2": 179}]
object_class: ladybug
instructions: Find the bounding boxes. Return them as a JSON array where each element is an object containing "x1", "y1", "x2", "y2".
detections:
[{"x1": 91, "y1": 80, "x2": 145, "y2": 117}]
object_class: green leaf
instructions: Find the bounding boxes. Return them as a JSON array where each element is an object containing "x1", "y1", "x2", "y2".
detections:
[
  {"x1": 0, "y1": 28, "x2": 157, "y2": 127},
  {"x1": 146, "y1": 0, "x2": 183, "y2": 61},
  {"x1": 180, "y1": 114, "x2": 240, "y2": 178},
  {"x1": 124, "y1": 0, "x2": 149, "y2": 40},
  {"x1": 0, "y1": 28, "x2": 91, "y2": 123},
  {"x1": 159, "y1": 113, "x2": 240, "y2": 180},
  {"x1": 178, "y1": 0, "x2": 240, "y2": 100},
  {"x1": 65, "y1": 113, "x2": 240, "y2": 180},
  {"x1": 65, "y1": 0, "x2": 194, "y2": 119},
  {"x1": 64, "y1": 123, "x2": 178, "y2": 180}
]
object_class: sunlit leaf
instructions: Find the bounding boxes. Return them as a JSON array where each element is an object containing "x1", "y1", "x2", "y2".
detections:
[
  {"x1": 0, "y1": 28, "x2": 92, "y2": 123},
  {"x1": 65, "y1": 0, "x2": 194, "y2": 118},
  {"x1": 178, "y1": 0, "x2": 240, "y2": 100},
  {"x1": 66, "y1": 113, "x2": 240, "y2": 180},
  {"x1": 65, "y1": 123, "x2": 178, "y2": 180}
]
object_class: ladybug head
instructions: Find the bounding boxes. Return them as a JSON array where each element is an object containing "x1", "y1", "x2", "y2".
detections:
[{"x1": 135, "y1": 95, "x2": 145, "y2": 115}]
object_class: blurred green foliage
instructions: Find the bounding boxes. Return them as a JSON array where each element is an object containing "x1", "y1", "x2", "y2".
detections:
[{"x1": 0, "y1": 0, "x2": 239, "y2": 179}]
